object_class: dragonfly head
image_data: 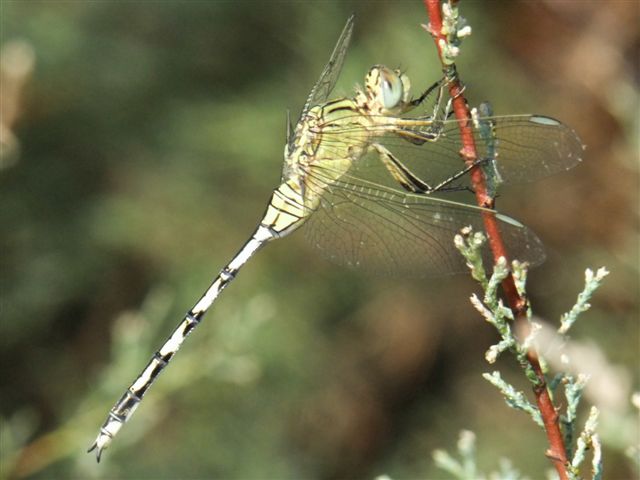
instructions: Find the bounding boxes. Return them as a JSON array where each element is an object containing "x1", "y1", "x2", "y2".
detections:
[{"x1": 364, "y1": 65, "x2": 411, "y2": 114}]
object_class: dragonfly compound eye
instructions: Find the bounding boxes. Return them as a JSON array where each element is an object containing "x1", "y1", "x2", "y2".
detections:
[{"x1": 379, "y1": 68, "x2": 403, "y2": 110}]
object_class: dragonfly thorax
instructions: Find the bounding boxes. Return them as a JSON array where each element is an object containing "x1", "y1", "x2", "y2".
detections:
[{"x1": 283, "y1": 109, "x2": 322, "y2": 175}]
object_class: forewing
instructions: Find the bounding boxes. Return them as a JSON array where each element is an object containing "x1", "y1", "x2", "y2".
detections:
[
  {"x1": 313, "y1": 113, "x2": 584, "y2": 190},
  {"x1": 300, "y1": 15, "x2": 355, "y2": 116}
]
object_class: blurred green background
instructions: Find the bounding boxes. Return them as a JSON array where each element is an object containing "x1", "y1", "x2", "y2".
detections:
[{"x1": 1, "y1": 1, "x2": 638, "y2": 479}]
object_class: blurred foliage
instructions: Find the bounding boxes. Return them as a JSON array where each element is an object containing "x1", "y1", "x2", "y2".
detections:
[{"x1": 0, "y1": 1, "x2": 638, "y2": 479}]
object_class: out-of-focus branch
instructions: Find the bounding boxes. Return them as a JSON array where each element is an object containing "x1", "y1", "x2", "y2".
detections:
[
  {"x1": 0, "y1": 39, "x2": 35, "y2": 168},
  {"x1": 423, "y1": 1, "x2": 570, "y2": 478}
]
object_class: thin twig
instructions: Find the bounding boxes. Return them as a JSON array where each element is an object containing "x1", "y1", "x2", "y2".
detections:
[{"x1": 423, "y1": 1, "x2": 570, "y2": 478}]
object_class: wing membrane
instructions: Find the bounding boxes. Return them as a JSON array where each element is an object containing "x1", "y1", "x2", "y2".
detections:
[
  {"x1": 300, "y1": 15, "x2": 355, "y2": 117},
  {"x1": 303, "y1": 160, "x2": 545, "y2": 277},
  {"x1": 315, "y1": 114, "x2": 584, "y2": 190}
]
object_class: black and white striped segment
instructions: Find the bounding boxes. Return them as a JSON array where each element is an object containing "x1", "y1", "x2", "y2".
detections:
[{"x1": 89, "y1": 182, "x2": 306, "y2": 461}]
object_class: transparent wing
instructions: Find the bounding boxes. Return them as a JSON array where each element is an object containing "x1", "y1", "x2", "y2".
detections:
[
  {"x1": 302, "y1": 158, "x2": 545, "y2": 277},
  {"x1": 300, "y1": 15, "x2": 355, "y2": 117},
  {"x1": 314, "y1": 113, "x2": 584, "y2": 190}
]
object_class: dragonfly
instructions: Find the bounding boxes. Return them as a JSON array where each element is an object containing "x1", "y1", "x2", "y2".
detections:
[{"x1": 89, "y1": 15, "x2": 583, "y2": 461}]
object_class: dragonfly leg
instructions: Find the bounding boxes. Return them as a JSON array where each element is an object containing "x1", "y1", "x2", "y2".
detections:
[
  {"x1": 406, "y1": 78, "x2": 444, "y2": 111},
  {"x1": 394, "y1": 127, "x2": 437, "y2": 146},
  {"x1": 373, "y1": 142, "x2": 484, "y2": 196},
  {"x1": 371, "y1": 143, "x2": 432, "y2": 193},
  {"x1": 408, "y1": 78, "x2": 450, "y2": 123},
  {"x1": 394, "y1": 117, "x2": 446, "y2": 146},
  {"x1": 392, "y1": 76, "x2": 453, "y2": 146},
  {"x1": 429, "y1": 75, "x2": 464, "y2": 123},
  {"x1": 439, "y1": 74, "x2": 467, "y2": 121},
  {"x1": 428, "y1": 157, "x2": 490, "y2": 193}
]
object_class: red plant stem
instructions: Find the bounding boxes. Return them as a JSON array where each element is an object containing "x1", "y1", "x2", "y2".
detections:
[{"x1": 423, "y1": 1, "x2": 569, "y2": 478}]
